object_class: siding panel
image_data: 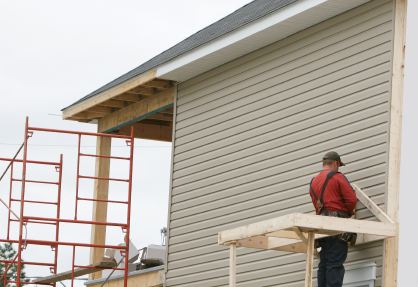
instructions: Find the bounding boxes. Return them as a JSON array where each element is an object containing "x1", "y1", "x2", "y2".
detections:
[{"x1": 167, "y1": 1, "x2": 393, "y2": 286}]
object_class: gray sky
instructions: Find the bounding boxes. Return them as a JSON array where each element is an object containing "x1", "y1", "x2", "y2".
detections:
[{"x1": 0, "y1": 0, "x2": 417, "y2": 286}]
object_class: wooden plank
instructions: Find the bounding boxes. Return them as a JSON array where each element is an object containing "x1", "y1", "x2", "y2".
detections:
[
  {"x1": 143, "y1": 79, "x2": 174, "y2": 89},
  {"x1": 89, "y1": 128, "x2": 112, "y2": 280},
  {"x1": 293, "y1": 213, "x2": 397, "y2": 237},
  {"x1": 383, "y1": 0, "x2": 407, "y2": 285},
  {"x1": 304, "y1": 232, "x2": 314, "y2": 287},
  {"x1": 218, "y1": 213, "x2": 397, "y2": 245},
  {"x1": 63, "y1": 69, "x2": 157, "y2": 119},
  {"x1": 229, "y1": 243, "x2": 236, "y2": 287},
  {"x1": 99, "y1": 100, "x2": 128, "y2": 109},
  {"x1": 353, "y1": 184, "x2": 393, "y2": 223},
  {"x1": 98, "y1": 86, "x2": 175, "y2": 133},
  {"x1": 114, "y1": 94, "x2": 143, "y2": 102},
  {"x1": 118, "y1": 121, "x2": 172, "y2": 142},
  {"x1": 129, "y1": 86, "x2": 157, "y2": 96},
  {"x1": 31, "y1": 259, "x2": 116, "y2": 284}
]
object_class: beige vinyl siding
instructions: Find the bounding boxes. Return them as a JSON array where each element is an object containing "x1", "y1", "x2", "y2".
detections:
[{"x1": 166, "y1": 0, "x2": 394, "y2": 286}]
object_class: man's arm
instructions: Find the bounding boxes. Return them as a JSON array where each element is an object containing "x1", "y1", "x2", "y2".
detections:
[{"x1": 337, "y1": 174, "x2": 357, "y2": 212}]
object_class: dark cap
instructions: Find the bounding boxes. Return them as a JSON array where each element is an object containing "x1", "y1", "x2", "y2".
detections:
[{"x1": 322, "y1": 151, "x2": 345, "y2": 166}]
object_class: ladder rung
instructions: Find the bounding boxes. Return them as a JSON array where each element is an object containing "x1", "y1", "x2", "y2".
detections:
[
  {"x1": 77, "y1": 197, "x2": 128, "y2": 204},
  {"x1": 13, "y1": 218, "x2": 58, "y2": 226},
  {"x1": 23, "y1": 216, "x2": 128, "y2": 227},
  {"x1": 12, "y1": 179, "x2": 59, "y2": 185},
  {"x1": 79, "y1": 153, "x2": 130, "y2": 160},
  {"x1": 78, "y1": 175, "x2": 129, "y2": 182},
  {"x1": 11, "y1": 198, "x2": 58, "y2": 205}
]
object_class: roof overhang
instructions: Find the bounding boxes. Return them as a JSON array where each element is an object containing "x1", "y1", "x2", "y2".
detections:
[
  {"x1": 62, "y1": 0, "x2": 370, "y2": 132},
  {"x1": 156, "y1": 0, "x2": 371, "y2": 82}
]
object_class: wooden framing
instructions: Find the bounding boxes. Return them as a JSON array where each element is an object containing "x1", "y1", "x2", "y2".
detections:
[
  {"x1": 98, "y1": 86, "x2": 175, "y2": 133},
  {"x1": 219, "y1": 186, "x2": 397, "y2": 287},
  {"x1": 383, "y1": 0, "x2": 407, "y2": 286},
  {"x1": 89, "y1": 129, "x2": 112, "y2": 280},
  {"x1": 62, "y1": 70, "x2": 157, "y2": 119},
  {"x1": 62, "y1": 73, "x2": 176, "y2": 143}
]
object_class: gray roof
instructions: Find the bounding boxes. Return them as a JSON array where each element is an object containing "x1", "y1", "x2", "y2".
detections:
[{"x1": 64, "y1": 0, "x2": 298, "y2": 110}]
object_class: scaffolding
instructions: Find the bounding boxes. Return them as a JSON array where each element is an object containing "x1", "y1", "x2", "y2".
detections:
[{"x1": 0, "y1": 117, "x2": 135, "y2": 287}]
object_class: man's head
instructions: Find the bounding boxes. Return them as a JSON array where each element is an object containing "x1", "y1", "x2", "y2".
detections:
[{"x1": 322, "y1": 151, "x2": 345, "y2": 172}]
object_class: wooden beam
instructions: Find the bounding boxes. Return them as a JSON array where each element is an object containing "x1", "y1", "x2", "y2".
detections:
[
  {"x1": 129, "y1": 86, "x2": 157, "y2": 96},
  {"x1": 99, "y1": 99, "x2": 128, "y2": 109},
  {"x1": 89, "y1": 127, "x2": 112, "y2": 280},
  {"x1": 147, "y1": 113, "x2": 174, "y2": 122},
  {"x1": 31, "y1": 258, "x2": 116, "y2": 284},
  {"x1": 218, "y1": 213, "x2": 397, "y2": 245},
  {"x1": 353, "y1": 184, "x2": 393, "y2": 223},
  {"x1": 63, "y1": 69, "x2": 157, "y2": 119},
  {"x1": 114, "y1": 94, "x2": 143, "y2": 102},
  {"x1": 142, "y1": 79, "x2": 174, "y2": 89},
  {"x1": 383, "y1": 0, "x2": 407, "y2": 285},
  {"x1": 119, "y1": 121, "x2": 172, "y2": 142},
  {"x1": 98, "y1": 86, "x2": 175, "y2": 133},
  {"x1": 304, "y1": 232, "x2": 314, "y2": 287}
]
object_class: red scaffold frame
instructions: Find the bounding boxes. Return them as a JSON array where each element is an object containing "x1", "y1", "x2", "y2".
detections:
[{"x1": 0, "y1": 117, "x2": 135, "y2": 287}]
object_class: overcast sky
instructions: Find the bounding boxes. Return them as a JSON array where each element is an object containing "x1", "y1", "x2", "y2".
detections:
[{"x1": 0, "y1": 0, "x2": 417, "y2": 286}]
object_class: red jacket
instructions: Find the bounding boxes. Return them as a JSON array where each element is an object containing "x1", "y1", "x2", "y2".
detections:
[{"x1": 309, "y1": 170, "x2": 357, "y2": 214}]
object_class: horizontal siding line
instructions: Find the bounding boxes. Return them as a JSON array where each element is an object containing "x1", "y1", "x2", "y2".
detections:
[
  {"x1": 170, "y1": 178, "x2": 386, "y2": 231},
  {"x1": 168, "y1": 245, "x2": 383, "y2": 282},
  {"x1": 172, "y1": 98, "x2": 389, "y2": 197},
  {"x1": 168, "y1": 214, "x2": 383, "y2": 264},
  {"x1": 171, "y1": 170, "x2": 386, "y2": 223},
  {"x1": 172, "y1": 140, "x2": 388, "y2": 211},
  {"x1": 168, "y1": 241, "x2": 383, "y2": 275},
  {"x1": 169, "y1": 183, "x2": 386, "y2": 239},
  {"x1": 171, "y1": 130, "x2": 388, "y2": 212},
  {"x1": 169, "y1": 163, "x2": 387, "y2": 247},
  {"x1": 176, "y1": 70, "x2": 390, "y2": 152},
  {"x1": 171, "y1": 123, "x2": 388, "y2": 216},
  {"x1": 177, "y1": 26, "x2": 392, "y2": 121},
  {"x1": 175, "y1": 77, "x2": 390, "y2": 170},
  {"x1": 176, "y1": 38, "x2": 392, "y2": 129},
  {"x1": 167, "y1": 248, "x2": 383, "y2": 286},
  {"x1": 175, "y1": 94, "x2": 389, "y2": 175},
  {"x1": 172, "y1": 144, "x2": 388, "y2": 207},
  {"x1": 173, "y1": 102, "x2": 388, "y2": 187},
  {"x1": 172, "y1": 132, "x2": 387, "y2": 195},
  {"x1": 175, "y1": 60, "x2": 391, "y2": 154},
  {"x1": 168, "y1": 209, "x2": 379, "y2": 263},
  {"x1": 173, "y1": 114, "x2": 389, "y2": 190},
  {"x1": 178, "y1": 2, "x2": 393, "y2": 100},
  {"x1": 173, "y1": 107, "x2": 388, "y2": 178}
]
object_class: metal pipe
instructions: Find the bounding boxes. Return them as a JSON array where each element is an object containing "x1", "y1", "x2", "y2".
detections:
[{"x1": 28, "y1": 126, "x2": 131, "y2": 139}]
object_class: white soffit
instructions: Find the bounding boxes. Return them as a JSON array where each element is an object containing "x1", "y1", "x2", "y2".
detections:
[{"x1": 156, "y1": 0, "x2": 370, "y2": 82}]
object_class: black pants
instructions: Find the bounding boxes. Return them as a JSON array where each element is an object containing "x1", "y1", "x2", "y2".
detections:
[{"x1": 317, "y1": 236, "x2": 348, "y2": 287}]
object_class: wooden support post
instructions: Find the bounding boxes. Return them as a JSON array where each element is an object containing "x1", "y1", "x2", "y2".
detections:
[
  {"x1": 304, "y1": 232, "x2": 315, "y2": 287},
  {"x1": 89, "y1": 123, "x2": 112, "y2": 280},
  {"x1": 229, "y1": 243, "x2": 237, "y2": 287},
  {"x1": 383, "y1": 0, "x2": 407, "y2": 286}
]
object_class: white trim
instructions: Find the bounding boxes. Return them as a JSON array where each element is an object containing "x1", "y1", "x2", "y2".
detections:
[{"x1": 156, "y1": 0, "x2": 370, "y2": 82}]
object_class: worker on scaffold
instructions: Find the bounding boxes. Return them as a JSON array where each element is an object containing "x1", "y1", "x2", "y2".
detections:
[{"x1": 309, "y1": 151, "x2": 357, "y2": 287}]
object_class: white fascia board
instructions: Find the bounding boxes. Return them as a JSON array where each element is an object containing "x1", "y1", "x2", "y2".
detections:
[{"x1": 156, "y1": 0, "x2": 370, "y2": 82}]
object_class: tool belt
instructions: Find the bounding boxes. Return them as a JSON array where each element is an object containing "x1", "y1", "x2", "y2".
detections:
[{"x1": 320, "y1": 209, "x2": 357, "y2": 247}]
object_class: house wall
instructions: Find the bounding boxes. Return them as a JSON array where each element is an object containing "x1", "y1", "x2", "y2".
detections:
[{"x1": 166, "y1": 0, "x2": 394, "y2": 286}]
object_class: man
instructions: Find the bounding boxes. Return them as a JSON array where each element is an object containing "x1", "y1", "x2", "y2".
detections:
[{"x1": 309, "y1": 151, "x2": 357, "y2": 287}]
